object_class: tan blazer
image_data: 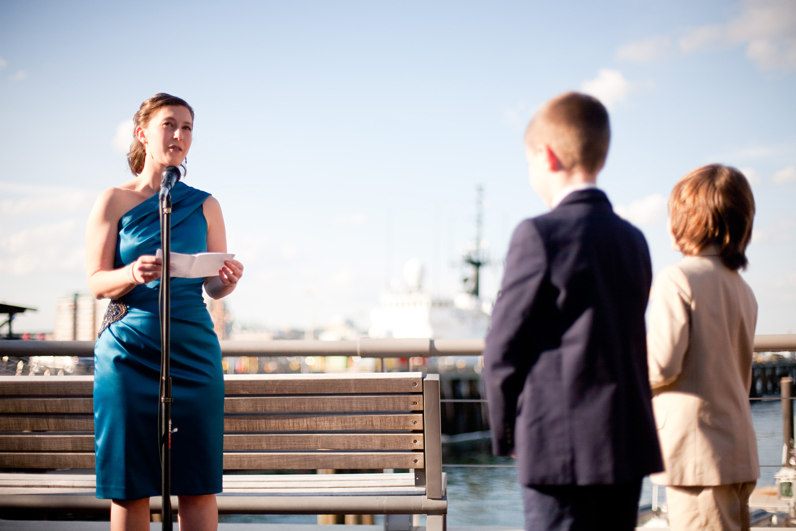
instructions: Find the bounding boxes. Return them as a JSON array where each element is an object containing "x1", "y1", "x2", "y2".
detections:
[{"x1": 647, "y1": 250, "x2": 758, "y2": 486}]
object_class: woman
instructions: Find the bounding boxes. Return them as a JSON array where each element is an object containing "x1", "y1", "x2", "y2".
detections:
[
  {"x1": 86, "y1": 93, "x2": 243, "y2": 531},
  {"x1": 647, "y1": 164, "x2": 758, "y2": 531}
]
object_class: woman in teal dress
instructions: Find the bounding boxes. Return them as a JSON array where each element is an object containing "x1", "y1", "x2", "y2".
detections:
[{"x1": 86, "y1": 93, "x2": 243, "y2": 531}]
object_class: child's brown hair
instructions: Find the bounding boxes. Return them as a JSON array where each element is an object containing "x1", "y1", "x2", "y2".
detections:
[
  {"x1": 524, "y1": 92, "x2": 611, "y2": 175},
  {"x1": 669, "y1": 164, "x2": 755, "y2": 271}
]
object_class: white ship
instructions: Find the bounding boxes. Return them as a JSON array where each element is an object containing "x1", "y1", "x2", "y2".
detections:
[
  {"x1": 368, "y1": 187, "x2": 495, "y2": 373},
  {"x1": 368, "y1": 258, "x2": 491, "y2": 341}
]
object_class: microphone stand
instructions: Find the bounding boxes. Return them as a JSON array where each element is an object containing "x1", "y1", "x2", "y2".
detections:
[{"x1": 158, "y1": 182, "x2": 174, "y2": 531}]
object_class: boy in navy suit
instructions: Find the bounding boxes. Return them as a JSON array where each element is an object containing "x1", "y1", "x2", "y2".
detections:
[{"x1": 483, "y1": 92, "x2": 662, "y2": 531}]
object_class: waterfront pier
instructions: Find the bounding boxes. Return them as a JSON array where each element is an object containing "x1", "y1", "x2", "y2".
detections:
[{"x1": 1, "y1": 334, "x2": 795, "y2": 529}]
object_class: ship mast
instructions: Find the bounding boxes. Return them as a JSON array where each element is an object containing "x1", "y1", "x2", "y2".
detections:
[{"x1": 463, "y1": 185, "x2": 485, "y2": 298}]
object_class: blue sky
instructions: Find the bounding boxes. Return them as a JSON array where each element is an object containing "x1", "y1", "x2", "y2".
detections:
[{"x1": 1, "y1": 0, "x2": 794, "y2": 335}]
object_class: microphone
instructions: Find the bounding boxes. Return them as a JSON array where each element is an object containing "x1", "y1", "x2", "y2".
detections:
[{"x1": 160, "y1": 166, "x2": 181, "y2": 196}]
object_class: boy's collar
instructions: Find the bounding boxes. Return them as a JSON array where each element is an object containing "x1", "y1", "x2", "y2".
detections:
[{"x1": 550, "y1": 183, "x2": 599, "y2": 209}]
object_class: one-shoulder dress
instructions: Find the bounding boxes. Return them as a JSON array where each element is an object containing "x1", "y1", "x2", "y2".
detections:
[{"x1": 94, "y1": 182, "x2": 224, "y2": 500}]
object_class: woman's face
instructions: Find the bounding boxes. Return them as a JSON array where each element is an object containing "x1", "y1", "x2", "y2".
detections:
[{"x1": 137, "y1": 105, "x2": 193, "y2": 169}]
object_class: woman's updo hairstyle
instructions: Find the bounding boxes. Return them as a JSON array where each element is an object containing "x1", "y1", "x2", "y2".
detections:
[
  {"x1": 127, "y1": 93, "x2": 194, "y2": 176},
  {"x1": 669, "y1": 164, "x2": 755, "y2": 271}
]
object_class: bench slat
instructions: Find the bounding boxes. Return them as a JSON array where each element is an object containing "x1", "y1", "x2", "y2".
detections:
[
  {"x1": 0, "y1": 398, "x2": 93, "y2": 414},
  {"x1": 0, "y1": 395, "x2": 424, "y2": 415},
  {"x1": 0, "y1": 452, "x2": 94, "y2": 469},
  {"x1": 224, "y1": 413, "x2": 423, "y2": 432},
  {"x1": 0, "y1": 451, "x2": 425, "y2": 471},
  {"x1": 0, "y1": 433, "x2": 424, "y2": 452},
  {"x1": 0, "y1": 491, "x2": 449, "y2": 516},
  {"x1": 225, "y1": 395, "x2": 423, "y2": 413},
  {"x1": 0, "y1": 434, "x2": 94, "y2": 452},
  {"x1": 1, "y1": 413, "x2": 424, "y2": 433},
  {"x1": 224, "y1": 374, "x2": 423, "y2": 395},
  {"x1": 0, "y1": 472, "x2": 418, "y2": 489},
  {"x1": 0, "y1": 373, "x2": 425, "y2": 397},
  {"x1": 0, "y1": 376, "x2": 93, "y2": 397},
  {"x1": 0, "y1": 416, "x2": 93, "y2": 432},
  {"x1": 223, "y1": 452, "x2": 424, "y2": 470},
  {"x1": 0, "y1": 485, "x2": 428, "y2": 496},
  {"x1": 224, "y1": 433, "x2": 423, "y2": 450},
  {"x1": 224, "y1": 472, "x2": 418, "y2": 489}
]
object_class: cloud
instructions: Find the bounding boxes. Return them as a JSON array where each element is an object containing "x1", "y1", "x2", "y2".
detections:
[
  {"x1": 739, "y1": 167, "x2": 764, "y2": 186},
  {"x1": 0, "y1": 220, "x2": 84, "y2": 275},
  {"x1": 0, "y1": 56, "x2": 7, "y2": 69},
  {"x1": 752, "y1": 215, "x2": 795, "y2": 243},
  {"x1": 580, "y1": 69, "x2": 639, "y2": 110},
  {"x1": 280, "y1": 244, "x2": 298, "y2": 260},
  {"x1": 112, "y1": 120, "x2": 134, "y2": 153},
  {"x1": 614, "y1": 193, "x2": 668, "y2": 227},
  {"x1": 9, "y1": 69, "x2": 26, "y2": 81},
  {"x1": 327, "y1": 268, "x2": 353, "y2": 288},
  {"x1": 616, "y1": 36, "x2": 672, "y2": 63},
  {"x1": 334, "y1": 213, "x2": 367, "y2": 226},
  {"x1": 0, "y1": 181, "x2": 94, "y2": 276},
  {"x1": 679, "y1": 0, "x2": 796, "y2": 70},
  {"x1": 679, "y1": 25, "x2": 726, "y2": 53},
  {"x1": 772, "y1": 165, "x2": 796, "y2": 184},
  {"x1": 501, "y1": 101, "x2": 536, "y2": 131},
  {"x1": 746, "y1": 38, "x2": 796, "y2": 69},
  {"x1": 0, "y1": 182, "x2": 95, "y2": 217},
  {"x1": 734, "y1": 145, "x2": 776, "y2": 159},
  {"x1": 0, "y1": 193, "x2": 92, "y2": 218}
]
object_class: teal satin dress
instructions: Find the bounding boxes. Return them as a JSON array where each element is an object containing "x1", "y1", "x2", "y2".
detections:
[{"x1": 94, "y1": 182, "x2": 224, "y2": 500}]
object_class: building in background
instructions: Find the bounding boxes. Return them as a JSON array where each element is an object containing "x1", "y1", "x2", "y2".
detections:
[
  {"x1": 54, "y1": 293, "x2": 108, "y2": 341},
  {"x1": 205, "y1": 294, "x2": 230, "y2": 340},
  {"x1": 54, "y1": 292, "x2": 230, "y2": 340}
]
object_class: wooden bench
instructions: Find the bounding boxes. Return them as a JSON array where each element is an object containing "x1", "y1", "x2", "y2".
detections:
[{"x1": 0, "y1": 372, "x2": 447, "y2": 530}]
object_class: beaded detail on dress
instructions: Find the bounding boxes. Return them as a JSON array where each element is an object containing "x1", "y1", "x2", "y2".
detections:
[{"x1": 98, "y1": 300, "x2": 128, "y2": 338}]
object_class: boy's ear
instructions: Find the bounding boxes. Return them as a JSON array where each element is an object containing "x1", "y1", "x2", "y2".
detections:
[{"x1": 543, "y1": 145, "x2": 563, "y2": 172}]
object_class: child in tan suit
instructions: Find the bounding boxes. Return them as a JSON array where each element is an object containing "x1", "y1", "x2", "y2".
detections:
[{"x1": 647, "y1": 164, "x2": 758, "y2": 531}]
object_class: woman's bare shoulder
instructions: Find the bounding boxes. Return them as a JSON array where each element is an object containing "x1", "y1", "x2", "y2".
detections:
[
  {"x1": 202, "y1": 194, "x2": 221, "y2": 209},
  {"x1": 91, "y1": 180, "x2": 150, "y2": 221},
  {"x1": 202, "y1": 194, "x2": 223, "y2": 221}
]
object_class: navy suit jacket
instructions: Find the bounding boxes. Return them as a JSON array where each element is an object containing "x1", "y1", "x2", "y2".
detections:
[{"x1": 483, "y1": 189, "x2": 663, "y2": 486}]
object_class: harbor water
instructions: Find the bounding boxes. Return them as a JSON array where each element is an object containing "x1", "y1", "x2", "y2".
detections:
[{"x1": 220, "y1": 398, "x2": 785, "y2": 526}]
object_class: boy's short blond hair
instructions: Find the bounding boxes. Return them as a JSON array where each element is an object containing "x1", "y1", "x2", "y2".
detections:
[
  {"x1": 669, "y1": 164, "x2": 755, "y2": 271},
  {"x1": 525, "y1": 92, "x2": 611, "y2": 175}
]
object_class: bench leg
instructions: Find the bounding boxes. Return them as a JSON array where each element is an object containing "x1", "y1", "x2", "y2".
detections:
[
  {"x1": 385, "y1": 514, "x2": 412, "y2": 530},
  {"x1": 426, "y1": 513, "x2": 446, "y2": 531}
]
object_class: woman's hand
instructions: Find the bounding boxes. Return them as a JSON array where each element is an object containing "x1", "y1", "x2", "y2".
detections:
[
  {"x1": 205, "y1": 259, "x2": 244, "y2": 299},
  {"x1": 217, "y1": 260, "x2": 244, "y2": 287},
  {"x1": 129, "y1": 255, "x2": 163, "y2": 285}
]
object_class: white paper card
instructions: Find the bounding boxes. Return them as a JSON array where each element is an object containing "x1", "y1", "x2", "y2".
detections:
[{"x1": 156, "y1": 250, "x2": 235, "y2": 278}]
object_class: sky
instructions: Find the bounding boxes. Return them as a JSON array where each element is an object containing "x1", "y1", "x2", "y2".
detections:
[{"x1": 1, "y1": 0, "x2": 794, "y2": 336}]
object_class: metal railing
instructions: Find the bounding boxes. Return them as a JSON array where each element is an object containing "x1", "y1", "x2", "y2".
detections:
[{"x1": 1, "y1": 334, "x2": 794, "y2": 358}]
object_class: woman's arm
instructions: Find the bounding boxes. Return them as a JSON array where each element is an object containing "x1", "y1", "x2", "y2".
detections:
[
  {"x1": 203, "y1": 196, "x2": 243, "y2": 300},
  {"x1": 85, "y1": 188, "x2": 161, "y2": 299}
]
